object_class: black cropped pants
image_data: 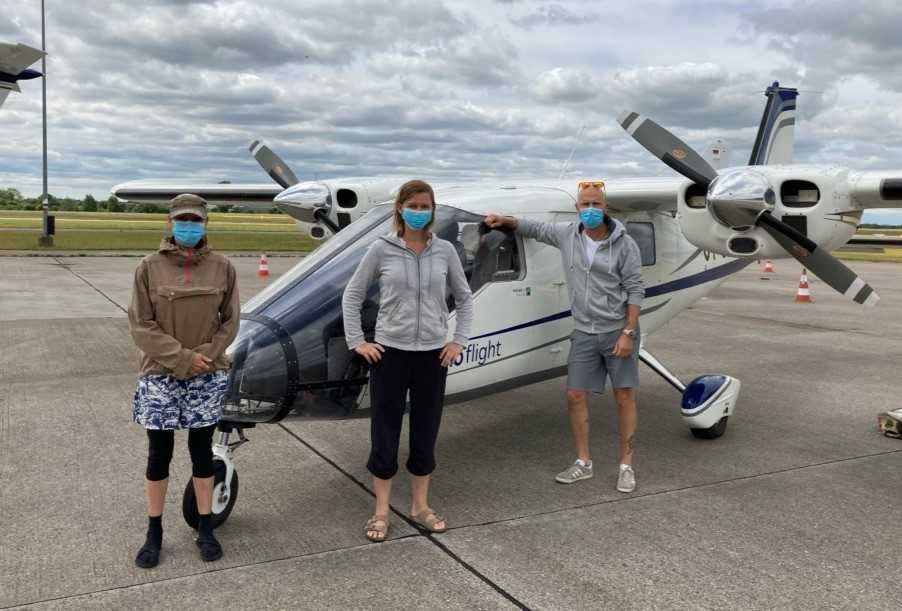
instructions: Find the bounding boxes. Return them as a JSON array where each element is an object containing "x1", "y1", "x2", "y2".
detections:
[
  {"x1": 145, "y1": 424, "x2": 217, "y2": 481},
  {"x1": 367, "y1": 347, "x2": 448, "y2": 480}
]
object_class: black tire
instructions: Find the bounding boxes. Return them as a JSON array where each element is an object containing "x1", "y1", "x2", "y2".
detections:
[
  {"x1": 182, "y1": 459, "x2": 239, "y2": 529},
  {"x1": 691, "y1": 416, "x2": 729, "y2": 440}
]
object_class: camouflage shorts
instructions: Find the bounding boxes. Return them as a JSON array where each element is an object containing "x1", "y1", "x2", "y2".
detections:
[{"x1": 133, "y1": 370, "x2": 228, "y2": 430}]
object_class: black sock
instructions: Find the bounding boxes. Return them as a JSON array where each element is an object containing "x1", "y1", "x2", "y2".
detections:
[
  {"x1": 147, "y1": 515, "x2": 163, "y2": 548},
  {"x1": 197, "y1": 513, "x2": 213, "y2": 539}
]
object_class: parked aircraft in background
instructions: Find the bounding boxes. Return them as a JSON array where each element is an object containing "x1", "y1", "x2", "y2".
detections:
[{"x1": 0, "y1": 42, "x2": 44, "y2": 109}]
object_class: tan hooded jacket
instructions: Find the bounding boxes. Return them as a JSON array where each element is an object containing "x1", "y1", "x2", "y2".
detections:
[{"x1": 128, "y1": 237, "x2": 240, "y2": 379}]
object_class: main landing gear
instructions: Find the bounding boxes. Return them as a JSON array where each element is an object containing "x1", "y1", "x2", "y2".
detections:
[
  {"x1": 182, "y1": 422, "x2": 250, "y2": 529},
  {"x1": 639, "y1": 348, "x2": 741, "y2": 439}
]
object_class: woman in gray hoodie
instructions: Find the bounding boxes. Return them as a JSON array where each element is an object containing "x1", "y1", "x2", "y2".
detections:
[{"x1": 342, "y1": 179, "x2": 473, "y2": 542}]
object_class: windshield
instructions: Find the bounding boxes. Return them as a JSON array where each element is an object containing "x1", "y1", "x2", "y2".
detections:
[{"x1": 242, "y1": 204, "x2": 395, "y2": 313}]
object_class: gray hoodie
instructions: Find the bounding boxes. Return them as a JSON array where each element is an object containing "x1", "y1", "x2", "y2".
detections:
[
  {"x1": 517, "y1": 216, "x2": 644, "y2": 334},
  {"x1": 342, "y1": 234, "x2": 474, "y2": 352}
]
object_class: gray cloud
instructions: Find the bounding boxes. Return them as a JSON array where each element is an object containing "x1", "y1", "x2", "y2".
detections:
[
  {"x1": 510, "y1": 4, "x2": 597, "y2": 29},
  {"x1": 741, "y1": 1, "x2": 902, "y2": 90}
]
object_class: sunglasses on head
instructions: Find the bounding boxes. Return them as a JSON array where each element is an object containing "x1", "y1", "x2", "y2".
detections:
[{"x1": 578, "y1": 180, "x2": 605, "y2": 191}]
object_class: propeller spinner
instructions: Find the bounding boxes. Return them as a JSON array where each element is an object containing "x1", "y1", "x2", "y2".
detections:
[{"x1": 618, "y1": 112, "x2": 879, "y2": 306}]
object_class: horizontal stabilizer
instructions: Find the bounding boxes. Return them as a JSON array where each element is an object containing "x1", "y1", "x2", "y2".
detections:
[{"x1": 0, "y1": 42, "x2": 45, "y2": 75}]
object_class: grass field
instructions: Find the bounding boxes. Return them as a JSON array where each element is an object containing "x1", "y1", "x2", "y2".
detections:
[
  {"x1": 0, "y1": 210, "x2": 315, "y2": 251},
  {"x1": 2, "y1": 209, "x2": 900, "y2": 259},
  {"x1": 835, "y1": 248, "x2": 902, "y2": 263}
]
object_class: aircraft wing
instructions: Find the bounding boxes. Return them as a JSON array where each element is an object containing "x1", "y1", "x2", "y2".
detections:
[
  {"x1": 0, "y1": 88, "x2": 10, "y2": 108},
  {"x1": 602, "y1": 177, "x2": 682, "y2": 213},
  {"x1": 111, "y1": 180, "x2": 283, "y2": 207},
  {"x1": 0, "y1": 43, "x2": 45, "y2": 75},
  {"x1": 509, "y1": 176, "x2": 683, "y2": 214}
]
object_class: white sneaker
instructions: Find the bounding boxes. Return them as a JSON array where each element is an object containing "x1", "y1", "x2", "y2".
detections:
[
  {"x1": 617, "y1": 464, "x2": 636, "y2": 493},
  {"x1": 555, "y1": 460, "x2": 593, "y2": 484}
]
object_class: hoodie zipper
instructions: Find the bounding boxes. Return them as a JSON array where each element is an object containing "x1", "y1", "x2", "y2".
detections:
[
  {"x1": 388, "y1": 237, "x2": 426, "y2": 349},
  {"x1": 184, "y1": 248, "x2": 193, "y2": 283},
  {"x1": 585, "y1": 241, "x2": 592, "y2": 333}
]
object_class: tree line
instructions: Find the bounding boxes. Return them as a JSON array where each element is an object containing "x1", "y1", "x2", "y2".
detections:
[{"x1": 0, "y1": 188, "x2": 272, "y2": 213}]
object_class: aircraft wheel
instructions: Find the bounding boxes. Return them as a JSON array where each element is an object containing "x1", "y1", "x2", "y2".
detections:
[
  {"x1": 691, "y1": 416, "x2": 729, "y2": 440},
  {"x1": 182, "y1": 459, "x2": 239, "y2": 529}
]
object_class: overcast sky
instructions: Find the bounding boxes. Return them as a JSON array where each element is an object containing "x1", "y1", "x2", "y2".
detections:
[{"x1": 3, "y1": 0, "x2": 902, "y2": 221}]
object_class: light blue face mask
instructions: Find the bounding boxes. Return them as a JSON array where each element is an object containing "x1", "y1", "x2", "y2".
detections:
[
  {"x1": 172, "y1": 220, "x2": 206, "y2": 247},
  {"x1": 579, "y1": 207, "x2": 605, "y2": 230},
  {"x1": 401, "y1": 208, "x2": 432, "y2": 231}
]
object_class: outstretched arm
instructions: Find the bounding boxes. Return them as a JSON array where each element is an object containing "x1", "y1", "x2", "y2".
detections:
[{"x1": 484, "y1": 214, "x2": 564, "y2": 247}]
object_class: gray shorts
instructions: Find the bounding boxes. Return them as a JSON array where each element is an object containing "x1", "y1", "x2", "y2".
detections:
[{"x1": 567, "y1": 328, "x2": 640, "y2": 394}]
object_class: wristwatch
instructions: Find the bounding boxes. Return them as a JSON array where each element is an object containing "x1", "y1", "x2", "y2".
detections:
[{"x1": 621, "y1": 328, "x2": 637, "y2": 338}]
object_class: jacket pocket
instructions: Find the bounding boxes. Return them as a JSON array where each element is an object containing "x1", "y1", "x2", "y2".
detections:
[
  {"x1": 419, "y1": 295, "x2": 448, "y2": 343},
  {"x1": 153, "y1": 285, "x2": 223, "y2": 328},
  {"x1": 378, "y1": 297, "x2": 417, "y2": 339}
]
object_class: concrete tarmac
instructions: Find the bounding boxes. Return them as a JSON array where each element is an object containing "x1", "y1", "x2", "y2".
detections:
[{"x1": 1, "y1": 255, "x2": 900, "y2": 610}]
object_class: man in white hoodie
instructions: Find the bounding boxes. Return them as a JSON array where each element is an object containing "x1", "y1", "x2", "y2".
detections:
[{"x1": 484, "y1": 182, "x2": 644, "y2": 492}]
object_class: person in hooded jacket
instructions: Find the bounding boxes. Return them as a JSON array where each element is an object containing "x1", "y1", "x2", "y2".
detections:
[
  {"x1": 342, "y1": 179, "x2": 473, "y2": 542},
  {"x1": 484, "y1": 181, "x2": 645, "y2": 493},
  {"x1": 127, "y1": 193, "x2": 239, "y2": 568}
]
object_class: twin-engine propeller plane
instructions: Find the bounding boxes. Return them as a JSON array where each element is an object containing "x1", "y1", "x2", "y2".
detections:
[
  {"x1": 0, "y1": 42, "x2": 45, "y2": 109},
  {"x1": 176, "y1": 83, "x2": 901, "y2": 529}
]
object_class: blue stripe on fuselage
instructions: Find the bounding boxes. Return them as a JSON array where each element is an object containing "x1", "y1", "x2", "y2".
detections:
[{"x1": 468, "y1": 258, "x2": 750, "y2": 341}]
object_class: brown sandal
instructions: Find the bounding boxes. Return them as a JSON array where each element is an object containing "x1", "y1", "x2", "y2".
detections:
[
  {"x1": 409, "y1": 509, "x2": 447, "y2": 533},
  {"x1": 365, "y1": 514, "x2": 389, "y2": 542}
]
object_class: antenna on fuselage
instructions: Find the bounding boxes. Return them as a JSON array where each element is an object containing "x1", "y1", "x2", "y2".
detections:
[{"x1": 558, "y1": 124, "x2": 585, "y2": 180}]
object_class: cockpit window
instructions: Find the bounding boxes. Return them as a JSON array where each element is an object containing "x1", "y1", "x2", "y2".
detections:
[
  {"x1": 452, "y1": 222, "x2": 522, "y2": 293},
  {"x1": 626, "y1": 222, "x2": 656, "y2": 266}
]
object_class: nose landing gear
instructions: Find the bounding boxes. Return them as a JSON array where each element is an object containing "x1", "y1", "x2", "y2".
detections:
[{"x1": 182, "y1": 423, "x2": 249, "y2": 529}]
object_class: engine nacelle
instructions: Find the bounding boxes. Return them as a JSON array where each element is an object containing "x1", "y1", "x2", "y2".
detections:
[
  {"x1": 276, "y1": 178, "x2": 408, "y2": 234},
  {"x1": 327, "y1": 177, "x2": 406, "y2": 230},
  {"x1": 677, "y1": 165, "x2": 858, "y2": 259}
]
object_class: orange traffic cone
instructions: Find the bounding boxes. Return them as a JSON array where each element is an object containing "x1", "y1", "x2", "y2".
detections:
[
  {"x1": 257, "y1": 251, "x2": 270, "y2": 278},
  {"x1": 763, "y1": 260, "x2": 775, "y2": 273},
  {"x1": 794, "y1": 268, "x2": 812, "y2": 303}
]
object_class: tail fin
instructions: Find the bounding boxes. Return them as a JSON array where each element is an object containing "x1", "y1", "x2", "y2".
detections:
[
  {"x1": 748, "y1": 82, "x2": 798, "y2": 165},
  {"x1": 703, "y1": 138, "x2": 732, "y2": 170}
]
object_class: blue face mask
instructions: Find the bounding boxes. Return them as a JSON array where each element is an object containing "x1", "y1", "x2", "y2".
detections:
[
  {"x1": 579, "y1": 207, "x2": 605, "y2": 230},
  {"x1": 401, "y1": 208, "x2": 432, "y2": 231},
  {"x1": 172, "y1": 220, "x2": 206, "y2": 247}
]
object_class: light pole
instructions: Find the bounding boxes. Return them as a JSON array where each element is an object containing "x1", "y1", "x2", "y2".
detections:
[{"x1": 38, "y1": 0, "x2": 53, "y2": 247}]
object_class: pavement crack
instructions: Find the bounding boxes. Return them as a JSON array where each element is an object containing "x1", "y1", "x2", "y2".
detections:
[
  {"x1": 1, "y1": 537, "x2": 422, "y2": 610},
  {"x1": 51, "y1": 256, "x2": 128, "y2": 314},
  {"x1": 277, "y1": 423, "x2": 531, "y2": 611}
]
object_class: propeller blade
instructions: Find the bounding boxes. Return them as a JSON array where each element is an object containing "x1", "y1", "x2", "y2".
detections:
[
  {"x1": 618, "y1": 111, "x2": 718, "y2": 187},
  {"x1": 756, "y1": 212, "x2": 880, "y2": 306},
  {"x1": 249, "y1": 140, "x2": 299, "y2": 189}
]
